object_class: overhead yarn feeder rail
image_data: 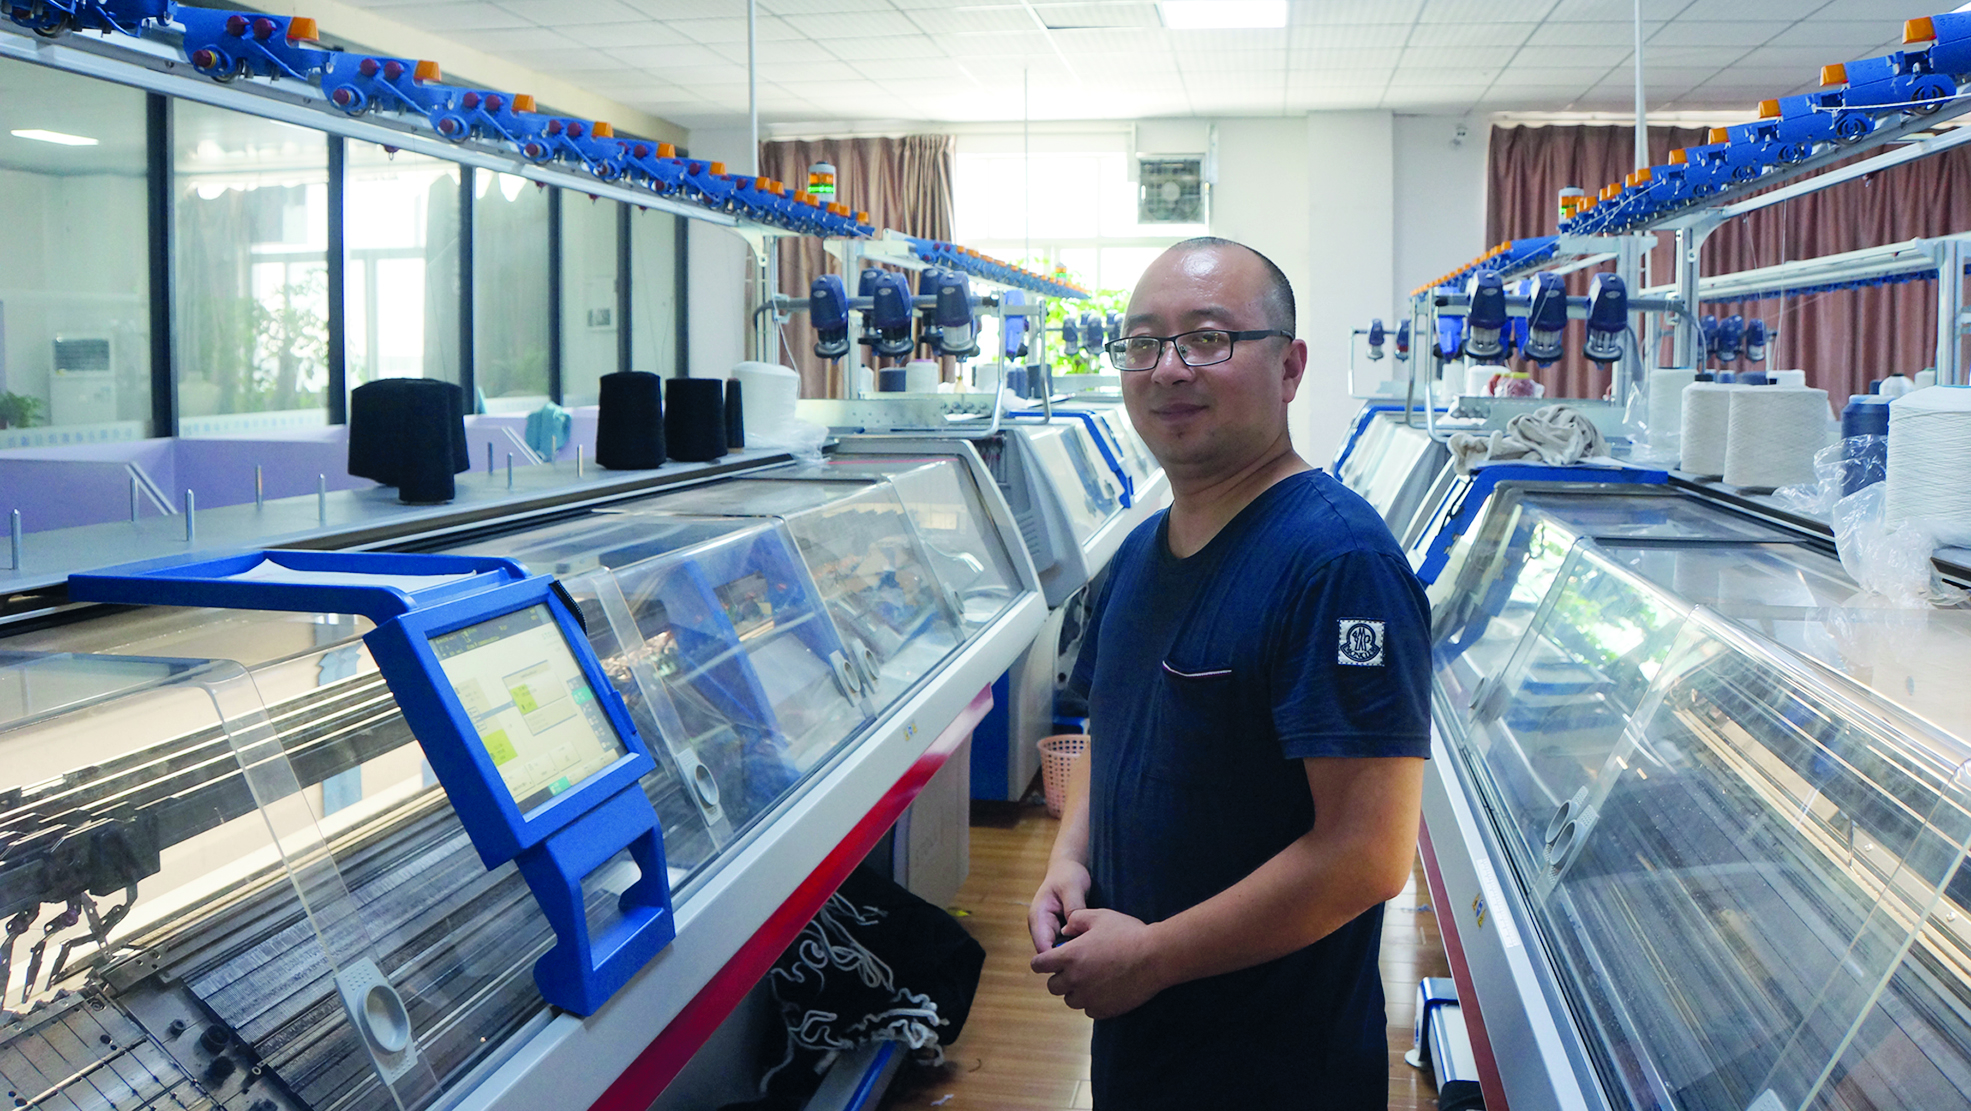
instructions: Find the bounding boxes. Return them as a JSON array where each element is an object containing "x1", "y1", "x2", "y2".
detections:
[
  {"x1": 1638, "y1": 236, "x2": 1971, "y2": 303},
  {"x1": 1562, "y1": 14, "x2": 1971, "y2": 237}
]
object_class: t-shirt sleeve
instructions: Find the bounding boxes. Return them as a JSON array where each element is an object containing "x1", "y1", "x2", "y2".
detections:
[
  {"x1": 1067, "y1": 566, "x2": 1115, "y2": 700},
  {"x1": 1271, "y1": 548, "x2": 1433, "y2": 760}
]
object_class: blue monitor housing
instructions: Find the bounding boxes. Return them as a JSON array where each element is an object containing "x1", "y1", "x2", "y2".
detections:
[{"x1": 69, "y1": 548, "x2": 675, "y2": 1016}]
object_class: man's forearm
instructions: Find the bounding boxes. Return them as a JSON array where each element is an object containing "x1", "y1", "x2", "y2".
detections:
[
  {"x1": 1049, "y1": 743, "x2": 1092, "y2": 868},
  {"x1": 1143, "y1": 756, "x2": 1423, "y2": 989}
]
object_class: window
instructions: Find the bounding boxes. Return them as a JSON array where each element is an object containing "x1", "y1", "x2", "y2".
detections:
[
  {"x1": 0, "y1": 58, "x2": 151, "y2": 439},
  {"x1": 174, "y1": 102, "x2": 329, "y2": 434},
  {"x1": 473, "y1": 171, "x2": 550, "y2": 407},
  {"x1": 559, "y1": 194, "x2": 619, "y2": 407},
  {"x1": 629, "y1": 210, "x2": 679, "y2": 381},
  {"x1": 953, "y1": 145, "x2": 1205, "y2": 294},
  {"x1": 345, "y1": 143, "x2": 459, "y2": 391}
]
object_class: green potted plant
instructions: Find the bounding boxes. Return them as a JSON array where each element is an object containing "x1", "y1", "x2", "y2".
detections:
[{"x1": 0, "y1": 391, "x2": 45, "y2": 430}]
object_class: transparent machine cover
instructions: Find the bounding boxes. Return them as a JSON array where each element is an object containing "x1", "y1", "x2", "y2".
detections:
[
  {"x1": 1429, "y1": 484, "x2": 1971, "y2": 1111},
  {"x1": 0, "y1": 452, "x2": 1028, "y2": 1111}
]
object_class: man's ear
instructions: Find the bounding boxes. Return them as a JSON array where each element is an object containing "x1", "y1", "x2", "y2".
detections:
[{"x1": 1281, "y1": 338, "x2": 1309, "y2": 403}]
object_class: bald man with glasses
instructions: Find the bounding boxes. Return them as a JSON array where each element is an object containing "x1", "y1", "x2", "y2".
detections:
[{"x1": 1029, "y1": 238, "x2": 1430, "y2": 1109}]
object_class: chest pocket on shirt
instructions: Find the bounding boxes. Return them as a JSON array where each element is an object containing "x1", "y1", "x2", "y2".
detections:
[{"x1": 1148, "y1": 659, "x2": 1239, "y2": 787}]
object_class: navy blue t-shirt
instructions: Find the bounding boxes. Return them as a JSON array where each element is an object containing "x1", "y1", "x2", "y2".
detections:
[{"x1": 1070, "y1": 468, "x2": 1431, "y2": 1110}]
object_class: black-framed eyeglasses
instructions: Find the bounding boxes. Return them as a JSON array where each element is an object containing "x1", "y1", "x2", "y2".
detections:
[{"x1": 1104, "y1": 328, "x2": 1293, "y2": 372}]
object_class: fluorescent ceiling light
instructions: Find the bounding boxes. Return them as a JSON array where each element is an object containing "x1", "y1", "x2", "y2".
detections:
[
  {"x1": 11, "y1": 128, "x2": 98, "y2": 146},
  {"x1": 1160, "y1": 1, "x2": 1287, "y2": 29}
]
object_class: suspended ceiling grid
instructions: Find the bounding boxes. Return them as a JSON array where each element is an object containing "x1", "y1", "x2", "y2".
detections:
[{"x1": 323, "y1": 0, "x2": 1936, "y2": 129}]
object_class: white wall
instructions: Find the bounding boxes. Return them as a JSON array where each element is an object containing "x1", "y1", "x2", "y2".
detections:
[
  {"x1": 1297, "y1": 112, "x2": 1394, "y2": 466},
  {"x1": 1392, "y1": 115, "x2": 1490, "y2": 317}
]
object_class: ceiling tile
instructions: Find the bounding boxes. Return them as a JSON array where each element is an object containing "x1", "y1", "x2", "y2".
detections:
[
  {"x1": 618, "y1": 0, "x2": 744, "y2": 17},
  {"x1": 935, "y1": 28, "x2": 1060, "y2": 53},
  {"x1": 1295, "y1": 0, "x2": 1425, "y2": 23},
  {"x1": 598, "y1": 41, "x2": 733, "y2": 68},
  {"x1": 709, "y1": 38, "x2": 839, "y2": 64},
  {"x1": 1406, "y1": 23, "x2": 1540, "y2": 48},
  {"x1": 1541, "y1": 0, "x2": 1649, "y2": 19},
  {"x1": 559, "y1": 21, "x2": 691, "y2": 48},
  {"x1": 1156, "y1": 28, "x2": 1293, "y2": 51},
  {"x1": 1031, "y1": 2, "x2": 1160, "y2": 29},
  {"x1": 1691, "y1": 0, "x2": 1845, "y2": 16},
  {"x1": 1490, "y1": 65, "x2": 1607, "y2": 86},
  {"x1": 1289, "y1": 24, "x2": 1413, "y2": 50},
  {"x1": 1287, "y1": 67, "x2": 1397, "y2": 88},
  {"x1": 1400, "y1": 46, "x2": 1516, "y2": 70},
  {"x1": 493, "y1": 0, "x2": 646, "y2": 24},
  {"x1": 1506, "y1": 44, "x2": 1635, "y2": 68},
  {"x1": 1479, "y1": 84, "x2": 1590, "y2": 102},
  {"x1": 758, "y1": 0, "x2": 894, "y2": 11},
  {"x1": 905, "y1": 7, "x2": 1040, "y2": 34},
  {"x1": 1387, "y1": 66, "x2": 1499, "y2": 86},
  {"x1": 1645, "y1": 45, "x2": 1756, "y2": 67},
  {"x1": 667, "y1": 16, "x2": 805, "y2": 43},
  {"x1": 1808, "y1": 0, "x2": 1938, "y2": 18},
  {"x1": 1417, "y1": 0, "x2": 1543, "y2": 23},
  {"x1": 1289, "y1": 47, "x2": 1405, "y2": 69},
  {"x1": 781, "y1": 10, "x2": 923, "y2": 37},
  {"x1": 1526, "y1": 21, "x2": 1662, "y2": 47},
  {"x1": 447, "y1": 26, "x2": 583, "y2": 52},
  {"x1": 1048, "y1": 27, "x2": 1177, "y2": 52},
  {"x1": 1647, "y1": 21, "x2": 1779, "y2": 48},
  {"x1": 1762, "y1": 20, "x2": 1901, "y2": 47}
]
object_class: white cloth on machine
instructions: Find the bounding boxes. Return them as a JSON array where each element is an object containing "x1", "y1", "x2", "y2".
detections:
[{"x1": 1449, "y1": 404, "x2": 1610, "y2": 475}]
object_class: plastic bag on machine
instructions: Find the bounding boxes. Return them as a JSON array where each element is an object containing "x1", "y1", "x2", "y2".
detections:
[
  {"x1": 750, "y1": 416, "x2": 829, "y2": 467},
  {"x1": 1773, "y1": 436, "x2": 1885, "y2": 516},
  {"x1": 1828, "y1": 482, "x2": 1967, "y2": 609}
]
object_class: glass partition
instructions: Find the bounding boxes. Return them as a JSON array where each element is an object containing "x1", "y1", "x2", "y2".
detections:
[
  {"x1": 473, "y1": 171, "x2": 550, "y2": 408},
  {"x1": 629, "y1": 208, "x2": 679, "y2": 380},
  {"x1": 0, "y1": 58, "x2": 151, "y2": 442},
  {"x1": 173, "y1": 102, "x2": 328, "y2": 434},
  {"x1": 345, "y1": 142, "x2": 460, "y2": 390},
  {"x1": 560, "y1": 194, "x2": 619, "y2": 407}
]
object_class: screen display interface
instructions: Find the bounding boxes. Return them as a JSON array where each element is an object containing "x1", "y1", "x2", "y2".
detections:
[{"x1": 431, "y1": 604, "x2": 627, "y2": 813}]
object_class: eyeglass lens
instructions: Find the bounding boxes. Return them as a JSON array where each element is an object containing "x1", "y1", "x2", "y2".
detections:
[{"x1": 1111, "y1": 330, "x2": 1233, "y2": 371}]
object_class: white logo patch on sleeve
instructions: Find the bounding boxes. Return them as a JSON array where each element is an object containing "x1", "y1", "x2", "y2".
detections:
[{"x1": 1338, "y1": 619, "x2": 1385, "y2": 667}]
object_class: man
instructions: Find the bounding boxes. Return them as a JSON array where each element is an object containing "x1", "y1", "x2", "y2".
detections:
[{"x1": 1028, "y1": 238, "x2": 1431, "y2": 1109}]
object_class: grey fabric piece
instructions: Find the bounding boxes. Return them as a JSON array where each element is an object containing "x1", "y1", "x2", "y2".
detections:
[{"x1": 1449, "y1": 404, "x2": 1608, "y2": 475}]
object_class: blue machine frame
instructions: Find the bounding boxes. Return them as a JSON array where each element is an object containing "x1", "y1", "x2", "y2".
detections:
[
  {"x1": 1409, "y1": 464, "x2": 1669, "y2": 584},
  {"x1": 68, "y1": 548, "x2": 676, "y2": 1016}
]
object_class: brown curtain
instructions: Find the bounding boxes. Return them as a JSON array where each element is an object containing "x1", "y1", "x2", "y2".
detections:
[
  {"x1": 758, "y1": 135, "x2": 956, "y2": 398},
  {"x1": 1487, "y1": 124, "x2": 1971, "y2": 401}
]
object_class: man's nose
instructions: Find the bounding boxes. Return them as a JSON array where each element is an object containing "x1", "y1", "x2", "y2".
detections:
[{"x1": 1148, "y1": 340, "x2": 1194, "y2": 385}]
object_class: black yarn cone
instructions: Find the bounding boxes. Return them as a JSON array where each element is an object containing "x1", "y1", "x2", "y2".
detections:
[
  {"x1": 666, "y1": 377, "x2": 727, "y2": 462},
  {"x1": 596, "y1": 371, "x2": 667, "y2": 469}
]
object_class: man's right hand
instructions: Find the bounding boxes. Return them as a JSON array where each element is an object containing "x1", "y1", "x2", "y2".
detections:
[{"x1": 1028, "y1": 859, "x2": 1093, "y2": 953}]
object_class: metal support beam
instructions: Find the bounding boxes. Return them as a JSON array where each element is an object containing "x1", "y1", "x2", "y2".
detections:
[
  {"x1": 1672, "y1": 215, "x2": 1724, "y2": 371},
  {"x1": 1939, "y1": 238, "x2": 1966, "y2": 386},
  {"x1": 146, "y1": 92, "x2": 175, "y2": 440}
]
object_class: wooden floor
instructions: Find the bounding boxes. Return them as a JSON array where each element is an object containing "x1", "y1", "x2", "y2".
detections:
[{"x1": 881, "y1": 803, "x2": 1453, "y2": 1110}]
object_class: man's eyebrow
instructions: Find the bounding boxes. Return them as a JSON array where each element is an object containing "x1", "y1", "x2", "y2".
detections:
[{"x1": 1123, "y1": 305, "x2": 1240, "y2": 331}]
